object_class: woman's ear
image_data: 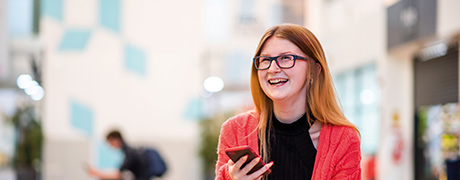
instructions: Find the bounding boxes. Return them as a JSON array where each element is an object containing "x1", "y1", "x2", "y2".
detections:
[{"x1": 316, "y1": 63, "x2": 322, "y2": 77}]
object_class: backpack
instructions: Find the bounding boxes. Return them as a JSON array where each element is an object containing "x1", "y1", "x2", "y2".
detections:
[{"x1": 143, "y1": 148, "x2": 167, "y2": 177}]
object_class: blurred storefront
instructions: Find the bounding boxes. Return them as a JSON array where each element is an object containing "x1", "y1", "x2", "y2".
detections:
[
  {"x1": 387, "y1": 0, "x2": 460, "y2": 179},
  {"x1": 306, "y1": 0, "x2": 460, "y2": 179},
  {"x1": 413, "y1": 42, "x2": 459, "y2": 180}
]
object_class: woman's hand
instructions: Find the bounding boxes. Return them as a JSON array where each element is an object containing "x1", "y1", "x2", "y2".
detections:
[{"x1": 228, "y1": 155, "x2": 274, "y2": 180}]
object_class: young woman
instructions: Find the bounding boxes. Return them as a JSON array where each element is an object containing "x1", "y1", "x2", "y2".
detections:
[{"x1": 215, "y1": 24, "x2": 361, "y2": 180}]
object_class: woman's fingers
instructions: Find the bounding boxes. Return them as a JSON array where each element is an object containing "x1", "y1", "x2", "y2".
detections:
[
  {"x1": 246, "y1": 160, "x2": 274, "y2": 179},
  {"x1": 228, "y1": 159, "x2": 235, "y2": 166},
  {"x1": 258, "y1": 161, "x2": 274, "y2": 175},
  {"x1": 240, "y1": 157, "x2": 261, "y2": 174},
  {"x1": 235, "y1": 155, "x2": 248, "y2": 168},
  {"x1": 228, "y1": 155, "x2": 248, "y2": 179},
  {"x1": 228, "y1": 156, "x2": 274, "y2": 180}
]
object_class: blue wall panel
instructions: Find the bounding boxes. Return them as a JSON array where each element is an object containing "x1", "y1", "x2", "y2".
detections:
[
  {"x1": 59, "y1": 29, "x2": 92, "y2": 51},
  {"x1": 124, "y1": 44, "x2": 146, "y2": 76},
  {"x1": 183, "y1": 98, "x2": 203, "y2": 121},
  {"x1": 99, "y1": 0, "x2": 121, "y2": 32},
  {"x1": 70, "y1": 100, "x2": 94, "y2": 136},
  {"x1": 41, "y1": 0, "x2": 63, "y2": 21}
]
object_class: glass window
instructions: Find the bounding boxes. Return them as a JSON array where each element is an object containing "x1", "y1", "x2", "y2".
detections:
[
  {"x1": 8, "y1": 0, "x2": 34, "y2": 36},
  {"x1": 334, "y1": 63, "x2": 380, "y2": 154}
]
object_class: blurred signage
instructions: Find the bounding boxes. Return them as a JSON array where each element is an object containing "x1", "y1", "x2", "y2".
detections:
[{"x1": 387, "y1": 0, "x2": 437, "y2": 49}]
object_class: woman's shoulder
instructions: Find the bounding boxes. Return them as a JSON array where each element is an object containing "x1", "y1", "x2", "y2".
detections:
[
  {"x1": 322, "y1": 124, "x2": 360, "y2": 144},
  {"x1": 222, "y1": 110, "x2": 259, "y2": 129}
]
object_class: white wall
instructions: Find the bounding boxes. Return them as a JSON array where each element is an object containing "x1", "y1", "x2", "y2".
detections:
[
  {"x1": 42, "y1": 0, "x2": 204, "y2": 142},
  {"x1": 318, "y1": 0, "x2": 386, "y2": 74},
  {"x1": 41, "y1": 0, "x2": 204, "y2": 179},
  {"x1": 438, "y1": 0, "x2": 460, "y2": 39}
]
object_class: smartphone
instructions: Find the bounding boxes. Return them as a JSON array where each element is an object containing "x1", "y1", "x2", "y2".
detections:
[{"x1": 225, "y1": 146, "x2": 271, "y2": 175}]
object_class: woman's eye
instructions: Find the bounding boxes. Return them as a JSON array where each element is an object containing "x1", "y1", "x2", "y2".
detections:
[
  {"x1": 261, "y1": 58, "x2": 271, "y2": 62},
  {"x1": 280, "y1": 56, "x2": 292, "y2": 60}
]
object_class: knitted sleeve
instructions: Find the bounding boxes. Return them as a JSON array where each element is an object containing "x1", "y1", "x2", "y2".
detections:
[
  {"x1": 215, "y1": 119, "x2": 237, "y2": 180},
  {"x1": 215, "y1": 111, "x2": 259, "y2": 180},
  {"x1": 331, "y1": 128, "x2": 362, "y2": 180}
]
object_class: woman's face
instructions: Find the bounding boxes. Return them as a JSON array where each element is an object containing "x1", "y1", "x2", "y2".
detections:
[{"x1": 257, "y1": 37, "x2": 309, "y2": 103}]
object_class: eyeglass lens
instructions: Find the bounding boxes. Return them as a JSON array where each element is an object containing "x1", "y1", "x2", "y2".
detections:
[{"x1": 256, "y1": 55, "x2": 295, "y2": 69}]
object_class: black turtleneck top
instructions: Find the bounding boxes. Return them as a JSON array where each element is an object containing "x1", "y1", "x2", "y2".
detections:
[{"x1": 267, "y1": 114, "x2": 317, "y2": 180}]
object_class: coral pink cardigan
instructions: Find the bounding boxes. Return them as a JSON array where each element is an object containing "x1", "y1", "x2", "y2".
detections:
[{"x1": 215, "y1": 111, "x2": 361, "y2": 180}]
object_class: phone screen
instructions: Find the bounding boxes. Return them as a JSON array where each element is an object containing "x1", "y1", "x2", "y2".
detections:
[{"x1": 225, "y1": 146, "x2": 270, "y2": 175}]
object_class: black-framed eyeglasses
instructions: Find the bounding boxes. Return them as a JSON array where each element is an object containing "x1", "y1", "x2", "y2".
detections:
[{"x1": 253, "y1": 54, "x2": 308, "y2": 70}]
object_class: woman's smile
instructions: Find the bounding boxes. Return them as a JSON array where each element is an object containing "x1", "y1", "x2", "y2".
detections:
[{"x1": 268, "y1": 78, "x2": 289, "y2": 86}]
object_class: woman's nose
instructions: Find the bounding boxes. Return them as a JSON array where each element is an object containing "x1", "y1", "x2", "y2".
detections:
[{"x1": 267, "y1": 60, "x2": 281, "y2": 72}]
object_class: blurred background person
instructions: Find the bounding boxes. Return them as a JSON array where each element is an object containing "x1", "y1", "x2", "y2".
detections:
[{"x1": 88, "y1": 130, "x2": 150, "y2": 180}]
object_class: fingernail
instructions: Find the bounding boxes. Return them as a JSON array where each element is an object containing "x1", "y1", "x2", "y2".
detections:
[{"x1": 268, "y1": 161, "x2": 274, "y2": 167}]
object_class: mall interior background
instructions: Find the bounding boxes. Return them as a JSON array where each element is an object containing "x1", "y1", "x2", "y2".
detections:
[{"x1": 1, "y1": 0, "x2": 460, "y2": 179}]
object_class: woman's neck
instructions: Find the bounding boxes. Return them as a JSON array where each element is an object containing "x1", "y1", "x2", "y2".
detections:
[{"x1": 273, "y1": 99, "x2": 306, "y2": 124}]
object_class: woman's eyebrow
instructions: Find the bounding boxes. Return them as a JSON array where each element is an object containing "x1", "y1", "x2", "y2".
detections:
[
  {"x1": 259, "y1": 53, "x2": 270, "y2": 56},
  {"x1": 259, "y1": 51, "x2": 294, "y2": 56},
  {"x1": 279, "y1": 51, "x2": 294, "y2": 55}
]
